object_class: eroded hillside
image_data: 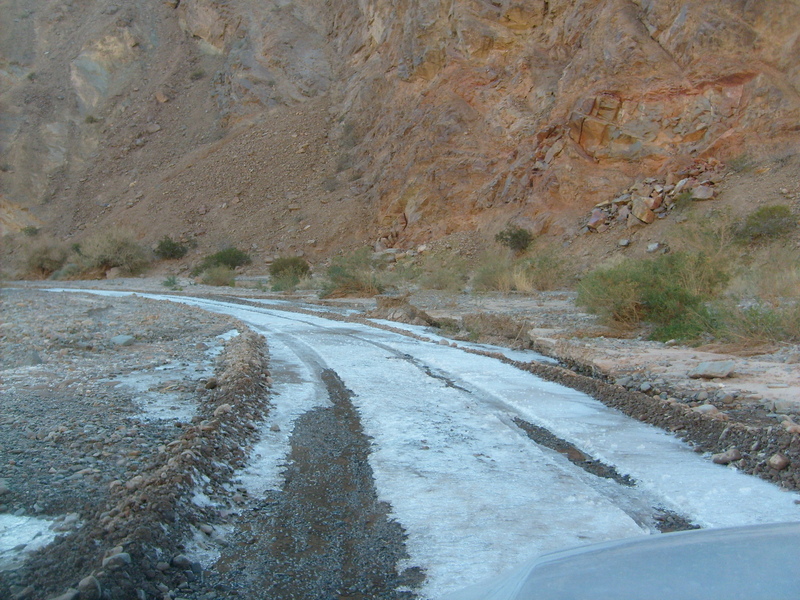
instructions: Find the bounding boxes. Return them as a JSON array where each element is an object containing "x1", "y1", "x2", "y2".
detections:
[{"x1": 1, "y1": 0, "x2": 798, "y2": 263}]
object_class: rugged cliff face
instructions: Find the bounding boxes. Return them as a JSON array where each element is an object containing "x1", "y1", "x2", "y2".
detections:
[{"x1": 1, "y1": 0, "x2": 798, "y2": 257}]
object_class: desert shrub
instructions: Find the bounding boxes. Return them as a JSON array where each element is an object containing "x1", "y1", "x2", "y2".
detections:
[
  {"x1": 269, "y1": 256, "x2": 311, "y2": 291},
  {"x1": 21, "y1": 226, "x2": 40, "y2": 237},
  {"x1": 471, "y1": 248, "x2": 571, "y2": 293},
  {"x1": 577, "y1": 252, "x2": 728, "y2": 340},
  {"x1": 417, "y1": 252, "x2": 469, "y2": 292},
  {"x1": 736, "y1": 205, "x2": 796, "y2": 244},
  {"x1": 201, "y1": 266, "x2": 236, "y2": 286},
  {"x1": 162, "y1": 275, "x2": 181, "y2": 290},
  {"x1": 727, "y1": 245, "x2": 800, "y2": 302},
  {"x1": 22, "y1": 241, "x2": 68, "y2": 279},
  {"x1": 79, "y1": 229, "x2": 151, "y2": 275},
  {"x1": 495, "y1": 225, "x2": 533, "y2": 253},
  {"x1": 320, "y1": 248, "x2": 384, "y2": 298},
  {"x1": 195, "y1": 247, "x2": 251, "y2": 275},
  {"x1": 706, "y1": 301, "x2": 800, "y2": 345},
  {"x1": 515, "y1": 248, "x2": 572, "y2": 291},
  {"x1": 471, "y1": 254, "x2": 514, "y2": 293},
  {"x1": 154, "y1": 236, "x2": 188, "y2": 260}
]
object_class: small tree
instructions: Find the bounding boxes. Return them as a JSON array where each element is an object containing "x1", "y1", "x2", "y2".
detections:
[{"x1": 495, "y1": 225, "x2": 533, "y2": 254}]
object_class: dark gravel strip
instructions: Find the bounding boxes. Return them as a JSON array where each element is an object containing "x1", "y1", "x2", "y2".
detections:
[
  {"x1": 207, "y1": 369, "x2": 422, "y2": 600},
  {"x1": 512, "y1": 417, "x2": 635, "y2": 487}
]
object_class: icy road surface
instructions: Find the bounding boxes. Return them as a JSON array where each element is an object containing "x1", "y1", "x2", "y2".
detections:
[{"x1": 49, "y1": 291, "x2": 800, "y2": 598}]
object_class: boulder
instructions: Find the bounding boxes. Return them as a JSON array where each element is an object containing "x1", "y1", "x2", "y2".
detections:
[
  {"x1": 712, "y1": 447, "x2": 742, "y2": 464},
  {"x1": 630, "y1": 197, "x2": 655, "y2": 224},
  {"x1": 688, "y1": 360, "x2": 735, "y2": 379},
  {"x1": 768, "y1": 453, "x2": 790, "y2": 471},
  {"x1": 691, "y1": 185, "x2": 715, "y2": 200}
]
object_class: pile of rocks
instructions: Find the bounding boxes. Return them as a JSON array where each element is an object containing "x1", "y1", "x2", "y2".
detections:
[{"x1": 584, "y1": 158, "x2": 726, "y2": 234}]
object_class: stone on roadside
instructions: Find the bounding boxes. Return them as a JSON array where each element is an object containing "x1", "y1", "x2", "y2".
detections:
[
  {"x1": 587, "y1": 208, "x2": 607, "y2": 230},
  {"x1": 110, "y1": 335, "x2": 135, "y2": 346},
  {"x1": 78, "y1": 575, "x2": 102, "y2": 600},
  {"x1": 102, "y1": 552, "x2": 132, "y2": 569},
  {"x1": 691, "y1": 185, "x2": 715, "y2": 200},
  {"x1": 688, "y1": 360, "x2": 735, "y2": 379},
  {"x1": 0, "y1": 479, "x2": 9, "y2": 495},
  {"x1": 631, "y1": 197, "x2": 656, "y2": 224},
  {"x1": 768, "y1": 453, "x2": 790, "y2": 471},
  {"x1": 51, "y1": 590, "x2": 79, "y2": 600},
  {"x1": 712, "y1": 447, "x2": 742, "y2": 464},
  {"x1": 171, "y1": 554, "x2": 193, "y2": 569},
  {"x1": 21, "y1": 350, "x2": 43, "y2": 366},
  {"x1": 213, "y1": 403, "x2": 232, "y2": 417},
  {"x1": 692, "y1": 404, "x2": 720, "y2": 416}
]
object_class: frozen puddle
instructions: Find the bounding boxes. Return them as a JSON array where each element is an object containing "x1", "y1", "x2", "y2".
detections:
[
  {"x1": 110, "y1": 330, "x2": 238, "y2": 422},
  {"x1": 0, "y1": 514, "x2": 56, "y2": 571}
]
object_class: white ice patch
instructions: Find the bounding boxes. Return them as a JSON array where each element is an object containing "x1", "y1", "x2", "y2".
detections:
[
  {"x1": 0, "y1": 514, "x2": 56, "y2": 571},
  {"x1": 367, "y1": 318, "x2": 559, "y2": 364},
  {"x1": 234, "y1": 334, "x2": 330, "y2": 497},
  {"x1": 112, "y1": 371, "x2": 199, "y2": 422}
]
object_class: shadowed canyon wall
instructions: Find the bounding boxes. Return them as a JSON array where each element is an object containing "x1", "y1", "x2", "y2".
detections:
[{"x1": 1, "y1": 0, "x2": 798, "y2": 249}]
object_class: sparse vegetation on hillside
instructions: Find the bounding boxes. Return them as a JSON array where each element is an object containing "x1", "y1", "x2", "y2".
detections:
[
  {"x1": 78, "y1": 229, "x2": 151, "y2": 276},
  {"x1": 193, "y1": 247, "x2": 251, "y2": 276},
  {"x1": 154, "y1": 236, "x2": 188, "y2": 260},
  {"x1": 735, "y1": 205, "x2": 796, "y2": 244},
  {"x1": 22, "y1": 240, "x2": 68, "y2": 279},
  {"x1": 472, "y1": 248, "x2": 571, "y2": 293},
  {"x1": 495, "y1": 225, "x2": 533, "y2": 254},
  {"x1": 320, "y1": 248, "x2": 385, "y2": 298},
  {"x1": 269, "y1": 256, "x2": 311, "y2": 291},
  {"x1": 578, "y1": 203, "x2": 800, "y2": 344}
]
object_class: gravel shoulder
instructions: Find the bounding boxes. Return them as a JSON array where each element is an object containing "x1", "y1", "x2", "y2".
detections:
[{"x1": 1, "y1": 288, "x2": 271, "y2": 600}]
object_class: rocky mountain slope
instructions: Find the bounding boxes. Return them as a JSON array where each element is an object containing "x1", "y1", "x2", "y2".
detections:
[{"x1": 1, "y1": 0, "x2": 799, "y2": 264}]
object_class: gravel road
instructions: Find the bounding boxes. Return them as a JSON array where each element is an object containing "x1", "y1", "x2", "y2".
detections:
[{"x1": 2, "y1": 285, "x2": 799, "y2": 600}]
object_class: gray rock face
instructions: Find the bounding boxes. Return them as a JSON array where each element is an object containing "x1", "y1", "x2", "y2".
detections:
[{"x1": 688, "y1": 360, "x2": 735, "y2": 379}]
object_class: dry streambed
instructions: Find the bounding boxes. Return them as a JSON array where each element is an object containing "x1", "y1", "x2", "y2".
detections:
[{"x1": 1, "y1": 290, "x2": 270, "y2": 600}]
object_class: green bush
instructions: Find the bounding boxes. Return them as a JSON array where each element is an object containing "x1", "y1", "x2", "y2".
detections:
[
  {"x1": 495, "y1": 226, "x2": 533, "y2": 253},
  {"x1": 269, "y1": 256, "x2": 311, "y2": 291},
  {"x1": 162, "y1": 275, "x2": 181, "y2": 290},
  {"x1": 736, "y1": 205, "x2": 796, "y2": 243},
  {"x1": 79, "y1": 229, "x2": 151, "y2": 275},
  {"x1": 21, "y1": 226, "x2": 40, "y2": 237},
  {"x1": 154, "y1": 236, "x2": 188, "y2": 260},
  {"x1": 577, "y1": 252, "x2": 729, "y2": 340},
  {"x1": 194, "y1": 247, "x2": 251, "y2": 275},
  {"x1": 201, "y1": 266, "x2": 236, "y2": 286}
]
